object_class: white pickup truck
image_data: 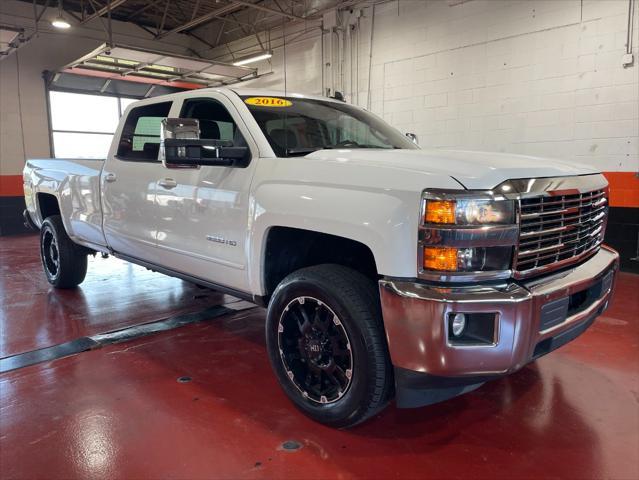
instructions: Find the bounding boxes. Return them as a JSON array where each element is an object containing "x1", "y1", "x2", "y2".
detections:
[{"x1": 23, "y1": 88, "x2": 619, "y2": 427}]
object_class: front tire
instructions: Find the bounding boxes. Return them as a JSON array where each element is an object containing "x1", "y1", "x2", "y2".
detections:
[
  {"x1": 40, "y1": 215, "x2": 88, "y2": 288},
  {"x1": 266, "y1": 264, "x2": 393, "y2": 428}
]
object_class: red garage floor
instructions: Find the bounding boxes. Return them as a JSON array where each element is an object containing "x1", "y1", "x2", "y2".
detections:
[
  {"x1": 0, "y1": 235, "x2": 239, "y2": 357},
  {"x1": 1, "y1": 235, "x2": 638, "y2": 479}
]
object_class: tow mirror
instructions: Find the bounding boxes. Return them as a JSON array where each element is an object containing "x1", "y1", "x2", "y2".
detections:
[
  {"x1": 405, "y1": 132, "x2": 418, "y2": 145},
  {"x1": 160, "y1": 118, "x2": 250, "y2": 168}
]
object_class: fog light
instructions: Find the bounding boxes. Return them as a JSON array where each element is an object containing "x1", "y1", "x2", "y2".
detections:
[{"x1": 451, "y1": 313, "x2": 466, "y2": 337}]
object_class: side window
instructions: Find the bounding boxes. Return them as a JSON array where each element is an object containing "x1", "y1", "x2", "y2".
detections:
[
  {"x1": 117, "y1": 101, "x2": 172, "y2": 161},
  {"x1": 180, "y1": 98, "x2": 246, "y2": 146}
]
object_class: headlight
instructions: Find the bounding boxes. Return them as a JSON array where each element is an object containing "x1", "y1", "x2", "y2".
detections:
[
  {"x1": 424, "y1": 199, "x2": 514, "y2": 225},
  {"x1": 419, "y1": 190, "x2": 517, "y2": 281}
]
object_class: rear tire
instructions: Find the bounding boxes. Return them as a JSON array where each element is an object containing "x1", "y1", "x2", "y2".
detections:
[
  {"x1": 40, "y1": 215, "x2": 88, "y2": 288},
  {"x1": 266, "y1": 264, "x2": 393, "y2": 428}
]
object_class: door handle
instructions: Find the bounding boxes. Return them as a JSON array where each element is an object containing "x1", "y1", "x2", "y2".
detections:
[
  {"x1": 104, "y1": 173, "x2": 117, "y2": 183},
  {"x1": 158, "y1": 178, "x2": 177, "y2": 189}
]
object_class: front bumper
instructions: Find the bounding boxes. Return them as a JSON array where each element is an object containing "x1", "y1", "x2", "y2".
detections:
[{"x1": 379, "y1": 246, "x2": 620, "y2": 407}]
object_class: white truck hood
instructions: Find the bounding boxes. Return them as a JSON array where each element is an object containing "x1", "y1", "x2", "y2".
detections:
[{"x1": 304, "y1": 149, "x2": 598, "y2": 190}]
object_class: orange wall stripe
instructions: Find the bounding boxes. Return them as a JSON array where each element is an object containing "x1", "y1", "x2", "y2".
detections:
[
  {"x1": 2, "y1": 172, "x2": 637, "y2": 206},
  {"x1": 0, "y1": 175, "x2": 23, "y2": 197},
  {"x1": 603, "y1": 172, "x2": 639, "y2": 208}
]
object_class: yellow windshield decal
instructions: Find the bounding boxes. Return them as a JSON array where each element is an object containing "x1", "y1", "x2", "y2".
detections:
[{"x1": 244, "y1": 97, "x2": 292, "y2": 107}]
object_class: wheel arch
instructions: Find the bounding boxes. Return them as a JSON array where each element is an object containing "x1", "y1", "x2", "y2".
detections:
[
  {"x1": 36, "y1": 192, "x2": 61, "y2": 223},
  {"x1": 261, "y1": 226, "x2": 379, "y2": 298}
]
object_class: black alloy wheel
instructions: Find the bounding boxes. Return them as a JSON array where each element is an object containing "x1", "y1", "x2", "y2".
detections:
[
  {"x1": 266, "y1": 264, "x2": 394, "y2": 427},
  {"x1": 41, "y1": 225, "x2": 60, "y2": 279},
  {"x1": 39, "y1": 215, "x2": 88, "y2": 288},
  {"x1": 278, "y1": 296, "x2": 353, "y2": 404}
]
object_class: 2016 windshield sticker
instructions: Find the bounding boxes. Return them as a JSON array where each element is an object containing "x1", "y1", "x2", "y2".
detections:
[{"x1": 244, "y1": 97, "x2": 292, "y2": 107}]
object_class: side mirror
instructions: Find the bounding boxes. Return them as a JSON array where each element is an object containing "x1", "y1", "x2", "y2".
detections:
[
  {"x1": 164, "y1": 138, "x2": 250, "y2": 167},
  {"x1": 160, "y1": 118, "x2": 250, "y2": 168},
  {"x1": 405, "y1": 132, "x2": 418, "y2": 145}
]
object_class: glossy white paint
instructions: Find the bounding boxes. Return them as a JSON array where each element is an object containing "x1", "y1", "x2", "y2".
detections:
[
  {"x1": 23, "y1": 87, "x2": 603, "y2": 297},
  {"x1": 151, "y1": 91, "x2": 261, "y2": 292},
  {"x1": 23, "y1": 158, "x2": 107, "y2": 249}
]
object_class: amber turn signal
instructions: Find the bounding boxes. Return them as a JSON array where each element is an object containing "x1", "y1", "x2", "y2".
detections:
[
  {"x1": 424, "y1": 200, "x2": 456, "y2": 224},
  {"x1": 423, "y1": 246, "x2": 458, "y2": 271}
]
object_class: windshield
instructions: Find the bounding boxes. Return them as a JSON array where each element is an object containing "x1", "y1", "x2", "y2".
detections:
[{"x1": 240, "y1": 95, "x2": 418, "y2": 157}]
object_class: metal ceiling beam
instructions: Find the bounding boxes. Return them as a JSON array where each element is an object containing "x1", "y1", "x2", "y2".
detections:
[
  {"x1": 125, "y1": 0, "x2": 162, "y2": 21},
  {"x1": 155, "y1": 2, "x2": 240, "y2": 39},
  {"x1": 156, "y1": 0, "x2": 308, "y2": 39},
  {"x1": 230, "y1": 0, "x2": 306, "y2": 20},
  {"x1": 81, "y1": 0, "x2": 128, "y2": 24}
]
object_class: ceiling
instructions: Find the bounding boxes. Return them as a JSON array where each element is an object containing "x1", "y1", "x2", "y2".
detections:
[
  {"x1": 59, "y1": 42, "x2": 257, "y2": 87},
  {"x1": 0, "y1": 25, "x2": 24, "y2": 57},
  {"x1": 23, "y1": 0, "x2": 349, "y2": 51}
]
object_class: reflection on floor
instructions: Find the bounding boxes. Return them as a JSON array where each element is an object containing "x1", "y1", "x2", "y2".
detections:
[
  {"x1": 1, "y1": 234, "x2": 638, "y2": 479},
  {"x1": 0, "y1": 235, "x2": 238, "y2": 357}
]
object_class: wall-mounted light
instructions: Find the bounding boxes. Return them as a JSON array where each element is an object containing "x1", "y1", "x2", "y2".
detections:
[
  {"x1": 51, "y1": 0, "x2": 71, "y2": 29},
  {"x1": 232, "y1": 51, "x2": 272, "y2": 66}
]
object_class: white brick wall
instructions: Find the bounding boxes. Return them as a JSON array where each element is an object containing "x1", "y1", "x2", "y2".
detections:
[{"x1": 350, "y1": 0, "x2": 638, "y2": 172}]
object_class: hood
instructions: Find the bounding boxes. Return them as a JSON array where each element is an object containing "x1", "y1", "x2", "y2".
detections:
[{"x1": 304, "y1": 148, "x2": 598, "y2": 190}]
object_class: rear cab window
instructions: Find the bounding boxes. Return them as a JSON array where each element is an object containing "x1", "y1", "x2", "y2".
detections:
[{"x1": 117, "y1": 101, "x2": 172, "y2": 161}]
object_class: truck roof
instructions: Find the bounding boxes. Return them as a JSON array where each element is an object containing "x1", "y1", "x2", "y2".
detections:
[
  {"x1": 126, "y1": 87, "x2": 345, "y2": 109},
  {"x1": 228, "y1": 88, "x2": 343, "y2": 104}
]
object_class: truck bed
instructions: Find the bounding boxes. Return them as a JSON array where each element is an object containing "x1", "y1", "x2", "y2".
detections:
[{"x1": 24, "y1": 158, "x2": 106, "y2": 249}]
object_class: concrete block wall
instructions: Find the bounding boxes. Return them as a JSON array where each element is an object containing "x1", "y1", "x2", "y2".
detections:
[{"x1": 359, "y1": 0, "x2": 638, "y2": 180}]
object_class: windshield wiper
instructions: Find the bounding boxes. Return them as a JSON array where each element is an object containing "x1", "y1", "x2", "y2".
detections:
[
  {"x1": 285, "y1": 144, "x2": 393, "y2": 157},
  {"x1": 285, "y1": 147, "x2": 324, "y2": 156},
  {"x1": 324, "y1": 144, "x2": 392, "y2": 149}
]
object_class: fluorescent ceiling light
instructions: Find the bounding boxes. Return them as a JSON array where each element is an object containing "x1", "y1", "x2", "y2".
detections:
[
  {"x1": 51, "y1": 16, "x2": 71, "y2": 29},
  {"x1": 232, "y1": 51, "x2": 272, "y2": 66}
]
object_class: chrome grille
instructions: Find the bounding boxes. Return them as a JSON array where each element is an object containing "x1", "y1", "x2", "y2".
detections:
[{"x1": 515, "y1": 188, "x2": 608, "y2": 274}]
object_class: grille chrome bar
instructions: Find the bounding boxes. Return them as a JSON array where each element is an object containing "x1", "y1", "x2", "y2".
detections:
[
  {"x1": 520, "y1": 207, "x2": 578, "y2": 219},
  {"x1": 520, "y1": 191, "x2": 606, "y2": 209},
  {"x1": 513, "y1": 183, "x2": 608, "y2": 277},
  {"x1": 516, "y1": 240, "x2": 603, "y2": 268},
  {"x1": 518, "y1": 205, "x2": 606, "y2": 230},
  {"x1": 519, "y1": 219, "x2": 603, "y2": 244},
  {"x1": 519, "y1": 224, "x2": 574, "y2": 239}
]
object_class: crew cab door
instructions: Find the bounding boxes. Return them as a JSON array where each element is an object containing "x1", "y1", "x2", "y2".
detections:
[
  {"x1": 154, "y1": 93, "x2": 258, "y2": 292},
  {"x1": 101, "y1": 100, "x2": 172, "y2": 263}
]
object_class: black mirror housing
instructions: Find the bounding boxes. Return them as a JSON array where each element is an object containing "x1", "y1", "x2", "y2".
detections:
[{"x1": 163, "y1": 138, "x2": 250, "y2": 168}]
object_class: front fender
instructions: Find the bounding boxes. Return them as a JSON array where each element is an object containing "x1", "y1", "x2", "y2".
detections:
[{"x1": 247, "y1": 178, "x2": 454, "y2": 295}]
